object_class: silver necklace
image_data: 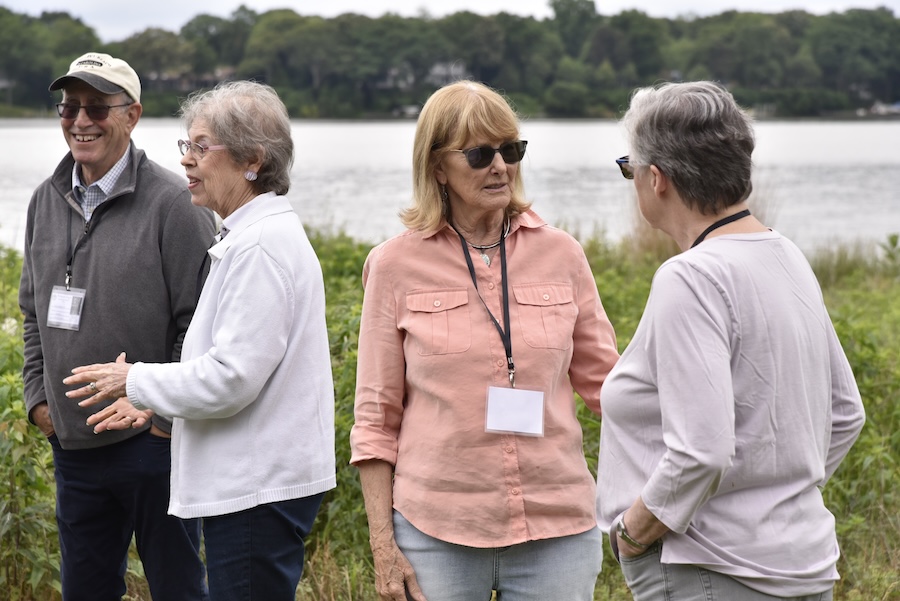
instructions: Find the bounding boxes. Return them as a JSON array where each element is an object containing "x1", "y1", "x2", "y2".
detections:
[{"x1": 466, "y1": 220, "x2": 511, "y2": 266}]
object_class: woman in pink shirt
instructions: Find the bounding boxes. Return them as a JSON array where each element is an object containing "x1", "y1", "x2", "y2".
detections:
[{"x1": 350, "y1": 80, "x2": 620, "y2": 601}]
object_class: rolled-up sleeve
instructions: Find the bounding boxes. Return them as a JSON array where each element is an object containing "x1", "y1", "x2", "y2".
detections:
[
  {"x1": 568, "y1": 245, "x2": 619, "y2": 416},
  {"x1": 350, "y1": 245, "x2": 406, "y2": 465},
  {"x1": 642, "y1": 264, "x2": 736, "y2": 533}
]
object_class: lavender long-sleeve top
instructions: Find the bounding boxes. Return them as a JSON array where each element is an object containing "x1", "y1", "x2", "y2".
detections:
[{"x1": 597, "y1": 231, "x2": 865, "y2": 596}]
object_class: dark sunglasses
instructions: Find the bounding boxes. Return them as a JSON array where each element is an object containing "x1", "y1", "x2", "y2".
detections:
[
  {"x1": 616, "y1": 155, "x2": 634, "y2": 179},
  {"x1": 56, "y1": 102, "x2": 131, "y2": 121},
  {"x1": 452, "y1": 140, "x2": 528, "y2": 169}
]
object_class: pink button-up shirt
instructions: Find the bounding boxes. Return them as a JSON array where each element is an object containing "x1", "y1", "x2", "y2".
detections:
[{"x1": 350, "y1": 210, "x2": 619, "y2": 547}]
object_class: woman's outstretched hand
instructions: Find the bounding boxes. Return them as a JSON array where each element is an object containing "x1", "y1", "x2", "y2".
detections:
[{"x1": 64, "y1": 352, "x2": 153, "y2": 433}]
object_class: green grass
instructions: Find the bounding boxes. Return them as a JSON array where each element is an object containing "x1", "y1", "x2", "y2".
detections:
[{"x1": 1, "y1": 228, "x2": 898, "y2": 600}]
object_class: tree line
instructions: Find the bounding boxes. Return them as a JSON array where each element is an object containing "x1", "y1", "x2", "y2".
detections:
[{"x1": 1, "y1": 1, "x2": 898, "y2": 118}]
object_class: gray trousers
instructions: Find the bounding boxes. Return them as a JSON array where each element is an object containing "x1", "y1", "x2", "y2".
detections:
[{"x1": 620, "y1": 541, "x2": 834, "y2": 601}]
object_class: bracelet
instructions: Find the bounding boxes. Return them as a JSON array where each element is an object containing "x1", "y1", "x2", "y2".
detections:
[{"x1": 616, "y1": 518, "x2": 650, "y2": 549}]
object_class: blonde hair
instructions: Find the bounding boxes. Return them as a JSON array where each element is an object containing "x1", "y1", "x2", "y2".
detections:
[{"x1": 402, "y1": 80, "x2": 530, "y2": 232}]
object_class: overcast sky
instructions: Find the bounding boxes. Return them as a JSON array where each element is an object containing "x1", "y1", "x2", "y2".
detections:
[{"x1": 3, "y1": 0, "x2": 898, "y2": 42}]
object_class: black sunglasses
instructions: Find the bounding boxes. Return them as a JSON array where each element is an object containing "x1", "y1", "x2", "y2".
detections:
[
  {"x1": 56, "y1": 102, "x2": 132, "y2": 121},
  {"x1": 616, "y1": 155, "x2": 634, "y2": 179},
  {"x1": 452, "y1": 140, "x2": 528, "y2": 169}
]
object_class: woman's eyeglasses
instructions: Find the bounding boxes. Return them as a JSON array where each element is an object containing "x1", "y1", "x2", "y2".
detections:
[
  {"x1": 452, "y1": 140, "x2": 528, "y2": 169},
  {"x1": 56, "y1": 103, "x2": 131, "y2": 121},
  {"x1": 616, "y1": 155, "x2": 634, "y2": 180},
  {"x1": 177, "y1": 139, "x2": 227, "y2": 159}
]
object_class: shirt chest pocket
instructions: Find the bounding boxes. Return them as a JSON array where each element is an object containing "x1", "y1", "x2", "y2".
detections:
[
  {"x1": 513, "y1": 283, "x2": 576, "y2": 350},
  {"x1": 404, "y1": 288, "x2": 471, "y2": 356}
]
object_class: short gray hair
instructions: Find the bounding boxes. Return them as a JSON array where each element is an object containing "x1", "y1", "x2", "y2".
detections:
[
  {"x1": 179, "y1": 80, "x2": 293, "y2": 196},
  {"x1": 623, "y1": 81, "x2": 754, "y2": 215}
]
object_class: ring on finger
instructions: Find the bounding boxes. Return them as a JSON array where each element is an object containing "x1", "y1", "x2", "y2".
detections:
[{"x1": 89, "y1": 382, "x2": 98, "y2": 393}]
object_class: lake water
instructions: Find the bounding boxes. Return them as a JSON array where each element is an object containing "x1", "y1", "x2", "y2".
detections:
[{"x1": 1, "y1": 118, "x2": 898, "y2": 255}]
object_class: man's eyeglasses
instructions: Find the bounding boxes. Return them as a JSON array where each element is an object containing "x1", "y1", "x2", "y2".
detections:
[
  {"x1": 616, "y1": 155, "x2": 634, "y2": 180},
  {"x1": 56, "y1": 103, "x2": 131, "y2": 121},
  {"x1": 177, "y1": 139, "x2": 227, "y2": 159},
  {"x1": 452, "y1": 140, "x2": 528, "y2": 169}
]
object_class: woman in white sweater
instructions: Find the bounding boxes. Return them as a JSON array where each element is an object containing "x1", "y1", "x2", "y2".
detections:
[
  {"x1": 597, "y1": 81, "x2": 865, "y2": 601},
  {"x1": 65, "y1": 81, "x2": 336, "y2": 601}
]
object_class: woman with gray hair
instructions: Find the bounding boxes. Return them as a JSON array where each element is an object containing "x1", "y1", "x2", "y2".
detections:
[
  {"x1": 597, "y1": 80, "x2": 865, "y2": 600},
  {"x1": 64, "y1": 80, "x2": 336, "y2": 601}
]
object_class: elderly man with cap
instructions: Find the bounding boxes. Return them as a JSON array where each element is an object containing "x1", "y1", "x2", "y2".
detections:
[{"x1": 18, "y1": 52, "x2": 213, "y2": 600}]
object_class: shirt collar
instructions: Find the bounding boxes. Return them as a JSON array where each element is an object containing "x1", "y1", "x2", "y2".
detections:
[
  {"x1": 71, "y1": 148, "x2": 131, "y2": 196},
  {"x1": 209, "y1": 192, "x2": 291, "y2": 260},
  {"x1": 424, "y1": 209, "x2": 546, "y2": 240}
]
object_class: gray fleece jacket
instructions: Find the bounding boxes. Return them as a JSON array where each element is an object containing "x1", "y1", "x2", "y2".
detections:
[{"x1": 19, "y1": 142, "x2": 215, "y2": 449}]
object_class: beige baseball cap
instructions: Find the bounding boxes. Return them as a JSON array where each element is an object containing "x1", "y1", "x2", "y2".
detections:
[{"x1": 49, "y1": 52, "x2": 141, "y2": 102}]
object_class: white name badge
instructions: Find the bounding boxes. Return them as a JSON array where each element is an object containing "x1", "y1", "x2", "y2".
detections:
[
  {"x1": 47, "y1": 285, "x2": 86, "y2": 331},
  {"x1": 485, "y1": 386, "x2": 545, "y2": 437}
]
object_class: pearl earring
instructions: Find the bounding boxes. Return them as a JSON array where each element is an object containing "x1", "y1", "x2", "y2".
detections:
[{"x1": 244, "y1": 170, "x2": 258, "y2": 182}]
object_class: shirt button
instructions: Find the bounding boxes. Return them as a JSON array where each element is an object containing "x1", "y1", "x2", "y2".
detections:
[
  {"x1": 497, "y1": 360, "x2": 504, "y2": 367},
  {"x1": 488, "y1": 282, "x2": 495, "y2": 289},
  {"x1": 433, "y1": 300, "x2": 441, "y2": 307},
  {"x1": 542, "y1": 293, "x2": 550, "y2": 301},
  {"x1": 505, "y1": 446, "x2": 514, "y2": 453},
  {"x1": 511, "y1": 489, "x2": 520, "y2": 495}
]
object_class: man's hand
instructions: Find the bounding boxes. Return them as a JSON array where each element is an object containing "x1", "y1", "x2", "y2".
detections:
[{"x1": 29, "y1": 402, "x2": 55, "y2": 437}]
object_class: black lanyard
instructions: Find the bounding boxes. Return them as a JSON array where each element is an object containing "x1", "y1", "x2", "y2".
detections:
[
  {"x1": 64, "y1": 208, "x2": 98, "y2": 290},
  {"x1": 691, "y1": 209, "x2": 751, "y2": 248},
  {"x1": 453, "y1": 223, "x2": 516, "y2": 387}
]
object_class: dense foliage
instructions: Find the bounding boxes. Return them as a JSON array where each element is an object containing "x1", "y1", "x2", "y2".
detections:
[
  {"x1": 0, "y1": 2, "x2": 898, "y2": 118},
  {"x1": 1, "y1": 227, "x2": 897, "y2": 599}
]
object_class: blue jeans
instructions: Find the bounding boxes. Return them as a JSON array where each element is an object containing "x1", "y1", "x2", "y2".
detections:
[
  {"x1": 202, "y1": 493, "x2": 325, "y2": 601},
  {"x1": 393, "y1": 511, "x2": 602, "y2": 601},
  {"x1": 50, "y1": 431, "x2": 207, "y2": 601},
  {"x1": 620, "y1": 540, "x2": 834, "y2": 601}
]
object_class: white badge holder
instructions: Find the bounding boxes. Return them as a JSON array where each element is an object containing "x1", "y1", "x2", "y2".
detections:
[
  {"x1": 47, "y1": 285, "x2": 86, "y2": 331},
  {"x1": 485, "y1": 385, "x2": 545, "y2": 436}
]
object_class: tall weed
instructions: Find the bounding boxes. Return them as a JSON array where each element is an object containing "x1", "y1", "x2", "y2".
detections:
[
  {"x1": 0, "y1": 364, "x2": 61, "y2": 599},
  {"x1": 824, "y1": 271, "x2": 900, "y2": 598},
  {"x1": 0, "y1": 249, "x2": 60, "y2": 600},
  {"x1": 307, "y1": 230, "x2": 372, "y2": 564}
]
